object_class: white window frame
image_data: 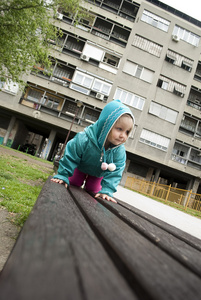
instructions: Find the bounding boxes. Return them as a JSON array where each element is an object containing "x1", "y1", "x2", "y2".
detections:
[
  {"x1": 82, "y1": 43, "x2": 104, "y2": 61},
  {"x1": 141, "y1": 10, "x2": 170, "y2": 32},
  {"x1": 166, "y1": 49, "x2": 193, "y2": 71},
  {"x1": 123, "y1": 61, "x2": 137, "y2": 76},
  {"x1": 149, "y1": 102, "x2": 178, "y2": 124},
  {"x1": 72, "y1": 71, "x2": 93, "y2": 88},
  {"x1": 162, "y1": 81, "x2": 168, "y2": 90},
  {"x1": 133, "y1": 35, "x2": 163, "y2": 57},
  {"x1": 0, "y1": 79, "x2": 19, "y2": 95},
  {"x1": 123, "y1": 60, "x2": 154, "y2": 83},
  {"x1": 173, "y1": 25, "x2": 200, "y2": 46},
  {"x1": 69, "y1": 83, "x2": 90, "y2": 95},
  {"x1": 158, "y1": 75, "x2": 186, "y2": 96},
  {"x1": 140, "y1": 129, "x2": 170, "y2": 151},
  {"x1": 114, "y1": 88, "x2": 145, "y2": 111},
  {"x1": 92, "y1": 78, "x2": 112, "y2": 95}
]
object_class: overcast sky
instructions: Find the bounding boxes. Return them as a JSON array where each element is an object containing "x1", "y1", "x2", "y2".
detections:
[{"x1": 159, "y1": 0, "x2": 201, "y2": 21}]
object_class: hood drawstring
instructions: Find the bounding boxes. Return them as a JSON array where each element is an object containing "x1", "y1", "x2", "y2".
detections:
[{"x1": 100, "y1": 147, "x2": 116, "y2": 172}]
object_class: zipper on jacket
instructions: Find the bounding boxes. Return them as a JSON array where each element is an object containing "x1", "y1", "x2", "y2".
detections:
[{"x1": 100, "y1": 151, "x2": 104, "y2": 162}]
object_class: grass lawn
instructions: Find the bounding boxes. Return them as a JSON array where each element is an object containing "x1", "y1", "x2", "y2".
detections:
[{"x1": 0, "y1": 146, "x2": 54, "y2": 227}]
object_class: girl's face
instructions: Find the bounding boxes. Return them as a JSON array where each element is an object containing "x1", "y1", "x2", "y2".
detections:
[{"x1": 105, "y1": 115, "x2": 133, "y2": 148}]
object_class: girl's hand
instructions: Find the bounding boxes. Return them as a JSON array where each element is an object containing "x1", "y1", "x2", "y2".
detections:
[
  {"x1": 51, "y1": 178, "x2": 68, "y2": 189},
  {"x1": 95, "y1": 193, "x2": 117, "y2": 203}
]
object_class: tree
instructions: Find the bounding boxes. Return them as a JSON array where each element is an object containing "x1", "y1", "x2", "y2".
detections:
[{"x1": 0, "y1": 0, "x2": 81, "y2": 84}]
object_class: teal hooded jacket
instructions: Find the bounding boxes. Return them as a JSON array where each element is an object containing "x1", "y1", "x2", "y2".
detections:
[{"x1": 54, "y1": 100, "x2": 134, "y2": 197}]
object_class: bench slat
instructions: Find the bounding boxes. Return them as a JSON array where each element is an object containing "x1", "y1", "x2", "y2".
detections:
[
  {"x1": 96, "y1": 197, "x2": 201, "y2": 278},
  {"x1": 118, "y1": 200, "x2": 201, "y2": 251},
  {"x1": 1, "y1": 177, "x2": 201, "y2": 300},
  {"x1": 0, "y1": 178, "x2": 136, "y2": 300},
  {"x1": 70, "y1": 186, "x2": 201, "y2": 300}
]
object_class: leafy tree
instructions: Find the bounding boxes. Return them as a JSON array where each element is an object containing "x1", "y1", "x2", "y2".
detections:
[{"x1": 0, "y1": 0, "x2": 81, "y2": 84}]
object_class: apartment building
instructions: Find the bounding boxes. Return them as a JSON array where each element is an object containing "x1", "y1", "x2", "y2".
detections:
[{"x1": 1, "y1": 0, "x2": 201, "y2": 193}]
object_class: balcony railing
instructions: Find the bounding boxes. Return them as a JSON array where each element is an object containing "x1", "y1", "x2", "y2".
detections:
[{"x1": 187, "y1": 99, "x2": 201, "y2": 111}]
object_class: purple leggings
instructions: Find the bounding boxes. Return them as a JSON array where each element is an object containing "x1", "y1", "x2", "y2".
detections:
[{"x1": 69, "y1": 168, "x2": 103, "y2": 194}]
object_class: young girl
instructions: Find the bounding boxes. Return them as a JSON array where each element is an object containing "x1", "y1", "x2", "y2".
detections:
[{"x1": 51, "y1": 100, "x2": 134, "y2": 203}]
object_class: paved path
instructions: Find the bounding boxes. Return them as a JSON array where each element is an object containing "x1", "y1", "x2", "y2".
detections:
[{"x1": 115, "y1": 186, "x2": 201, "y2": 240}]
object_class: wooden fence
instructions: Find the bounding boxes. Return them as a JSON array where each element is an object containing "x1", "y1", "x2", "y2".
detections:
[{"x1": 125, "y1": 177, "x2": 201, "y2": 211}]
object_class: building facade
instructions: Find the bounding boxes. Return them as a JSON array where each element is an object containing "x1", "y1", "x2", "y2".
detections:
[{"x1": 1, "y1": 0, "x2": 201, "y2": 192}]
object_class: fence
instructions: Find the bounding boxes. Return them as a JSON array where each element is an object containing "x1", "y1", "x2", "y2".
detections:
[{"x1": 125, "y1": 177, "x2": 201, "y2": 212}]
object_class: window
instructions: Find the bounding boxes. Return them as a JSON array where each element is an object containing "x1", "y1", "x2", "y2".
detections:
[
  {"x1": 78, "y1": 11, "x2": 95, "y2": 28},
  {"x1": 42, "y1": 95, "x2": 61, "y2": 110},
  {"x1": 165, "y1": 49, "x2": 193, "y2": 71},
  {"x1": 46, "y1": 98, "x2": 59, "y2": 109},
  {"x1": 82, "y1": 43, "x2": 104, "y2": 61},
  {"x1": 173, "y1": 86, "x2": 185, "y2": 97},
  {"x1": 0, "y1": 79, "x2": 19, "y2": 94},
  {"x1": 123, "y1": 60, "x2": 136, "y2": 76},
  {"x1": 133, "y1": 35, "x2": 162, "y2": 57},
  {"x1": 173, "y1": 25, "x2": 200, "y2": 46},
  {"x1": 53, "y1": 64, "x2": 73, "y2": 80},
  {"x1": 165, "y1": 52, "x2": 176, "y2": 64},
  {"x1": 141, "y1": 10, "x2": 170, "y2": 32},
  {"x1": 84, "y1": 109, "x2": 100, "y2": 123},
  {"x1": 114, "y1": 88, "x2": 145, "y2": 110},
  {"x1": 157, "y1": 79, "x2": 168, "y2": 90},
  {"x1": 149, "y1": 102, "x2": 178, "y2": 124},
  {"x1": 157, "y1": 75, "x2": 186, "y2": 97},
  {"x1": 70, "y1": 83, "x2": 90, "y2": 95},
  {"x1": 70, "y1": 70, "x2": 112, "y2": 97},
  {"x1": 123, "y1": 61, "x2": 154, "y2": 83},
  {"x1": 63, "y1": 33, "x2": 85, "y2": 54},
  {"x1": 140, "y1": 129, "x2": 170, "y2": 151},
  {"x1": 26, "y1": 89, "x2": 43, "y2": 102},
  {"x1": 172, "y1": 141, "x2": 201, "y2": 169},
  {"x1": 81, "y1": 42, "x2": 121, "y2": 74},
  {"x1": 135, "y1": 65, "x2": 143, "y2": 78},
  {"x1": 187, "y1": 86, "x2": 201, "y2": 110},
  {"x1": 179, "y1": 114, "x2": 201, "y2": 138},
  {"x1": 72, "y1": 71, "x2": 93, "y2": 88},
  {"x1": 86, "y1": 0, "x2": 139, "y2": 22},
  {"x1": 25, "y1": 87, "x2": 63, "y2": 110},
  {"x1": 103, "y1": 52, "x2": 120, "y2": 68},
  {"x1": 181, "y1": 61, "x2": 192, "y2": 72},
  {"x1": 91, "y1": 16, "x2": 131, "y2": 47},
  {"x1": 172, "y1": 142, "x2": 188, "y2": 164},
  {"x1": 92, "y1": 79, "x2": 112, "y2": 95},
  {"x1": 64, "y1": 101, "x2": 79, "y2": 115}
]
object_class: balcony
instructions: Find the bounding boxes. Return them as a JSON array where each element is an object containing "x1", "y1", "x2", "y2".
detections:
[
  {"x1": 172, "y1": 141, "x2": 201, "y2": 170},
  {"x1": 86, "y1": 0, "x2": 139, "y2": 22},
  {"x1": 20, "y1": 85, "x2": 101, "y2": 126},
  {"x1": 194, "y1": 62, "x2": 201, "y2": 82},
  {"x1": 187, "y1": 87, "x2": 201, "y2": 111},
  {"x1": 58, "y1": 9, "x2": 131, "y2": 47}
]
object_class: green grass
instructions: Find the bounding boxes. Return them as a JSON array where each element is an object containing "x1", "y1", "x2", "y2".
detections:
[{"x1": 0, "y1": 150, "x2": 54, "y2": 227}]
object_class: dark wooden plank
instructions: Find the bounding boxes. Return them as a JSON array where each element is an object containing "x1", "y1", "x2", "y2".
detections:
[
  {"x1": 70, "y1": 186, "x2": 201, "y2": 300},
  {"x1": 0, "y1": 177, "x2": 137, "y2": 300},
  {"x1": 95, "y1": 197, "x2": 201, "y2": 278},
  {"x1": 117, "y1": 199, "x2": 201, "y2": 251}
]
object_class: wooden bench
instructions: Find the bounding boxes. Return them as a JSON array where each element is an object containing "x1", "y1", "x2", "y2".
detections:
[{"x1": 0, "y1": 176, "x2": 201, "y2": 300}]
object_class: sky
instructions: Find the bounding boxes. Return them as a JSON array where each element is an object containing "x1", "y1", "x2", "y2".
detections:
[{"x1": 159, "y1": 0, "x2": 201, "y2": 21}]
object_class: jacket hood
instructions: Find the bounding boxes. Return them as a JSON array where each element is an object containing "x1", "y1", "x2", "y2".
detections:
[{"x1": 85, "y1": 100, "x2": 135, "y2": 150}]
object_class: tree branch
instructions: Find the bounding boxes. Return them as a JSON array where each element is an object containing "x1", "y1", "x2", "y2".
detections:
[{"x1": 0, "y1": 3, "x2": 53, "y2": 12}]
